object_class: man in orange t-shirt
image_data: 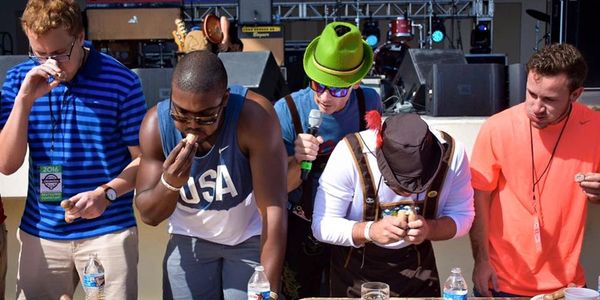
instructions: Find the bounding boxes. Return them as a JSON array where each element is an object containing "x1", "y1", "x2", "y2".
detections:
[{"x1": 469, "y1": 43, "x2": 600, "y2": 297}]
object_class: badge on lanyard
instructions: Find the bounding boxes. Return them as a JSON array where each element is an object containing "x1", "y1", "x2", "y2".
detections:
[
  {"x1": 40, "y1": 165, "x2": 63, "y2": 202},
  {"x1": 533, "y1": 217, "x2": 542, "y2": 253}
]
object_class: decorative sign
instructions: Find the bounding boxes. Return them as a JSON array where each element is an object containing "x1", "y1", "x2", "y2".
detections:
[{"x1": 239, "y1": 25, "x2": 283, "y2": 39}]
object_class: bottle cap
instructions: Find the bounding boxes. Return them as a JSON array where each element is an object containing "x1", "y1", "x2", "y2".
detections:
[{"x1": 255, "y1": 265, "x2": 264, "y2": 272}]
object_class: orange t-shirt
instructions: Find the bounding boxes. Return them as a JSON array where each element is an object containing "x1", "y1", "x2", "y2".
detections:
[{"x1": 470, "y1": 102, "x2": 600, "y2": 296}]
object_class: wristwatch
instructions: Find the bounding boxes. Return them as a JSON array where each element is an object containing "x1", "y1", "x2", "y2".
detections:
[{"x1": 102, "y1": 184, "x2": 117, "y2": 203}]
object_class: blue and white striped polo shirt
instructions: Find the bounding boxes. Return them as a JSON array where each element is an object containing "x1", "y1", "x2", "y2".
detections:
[{"x1": 0, "y1": 45, "x2": 146, "y2": 240}]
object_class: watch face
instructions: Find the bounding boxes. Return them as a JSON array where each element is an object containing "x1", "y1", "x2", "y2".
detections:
[{"x1": 106, "y1": 188, "x2": 117, "y2": 201}]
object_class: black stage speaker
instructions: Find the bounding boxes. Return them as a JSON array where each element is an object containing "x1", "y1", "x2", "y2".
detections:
[
  {"x1": 394, "y1": 49, "x2": 466, "y2": 110},
  {"x1": 218, "y1": 51, "x2": 289, "y2": 102},
  {"x1": 239, "y1": 0, "x2": 272, "y2": 25},
  {"x1": 551, "y1": 0, "x2": 600, "y2": 87},
  {"x1": 465, "y1": 53, "x2": 507, "y2": 65},
  {"x1": 284, "y1": 48, "x2": 308, "y2": 93},
  {"x1": 508, "y1": 63, "x2": 527, "y2": 107},
  {"x1": 429, "y1": 63, "x2": 506, "y2": 116},
  {"x1": 131, "y1": 68, "x2": 172, "y2": 108},
  {"x1": 0, "y1": 55, "x2": 28, "y2": 85}
]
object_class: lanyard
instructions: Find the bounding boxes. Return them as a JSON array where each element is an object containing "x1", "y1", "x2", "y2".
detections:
[
  {"x1": 528, "y1": 104, "x2": 571, "y2": 251},
  {"x1": 48, "y1": 86, "x2": 71, "y2": 163}
]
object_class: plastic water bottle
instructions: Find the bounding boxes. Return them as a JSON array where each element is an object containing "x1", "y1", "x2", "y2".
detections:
[
  {"x1": 247, "y1": 265, "x2": 270, "y2": 300},
  {"x1": 82, "y1": 253, "x2": 105, "y2": 300},
  {"x1": 443, "y1": 267, "x2": 468, "y2": 300}
]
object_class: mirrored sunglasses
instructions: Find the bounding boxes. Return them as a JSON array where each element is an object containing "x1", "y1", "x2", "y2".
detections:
[{"x1": 310, "y1": 80, "x2": 351, "y2": 98}]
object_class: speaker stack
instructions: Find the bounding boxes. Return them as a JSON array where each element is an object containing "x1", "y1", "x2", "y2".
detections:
[
  {"x1": 431, "y1": 64, "x2": 506, "y2": 116},
  {"x1": 393, "y1": 49, "x2": 466, "y2": 112},
  {"x1": 218, "y1": 51, "x2": 289, "y2": 103},
  {"x1": 393, "y1": 49, "x2": 507, "y2": 116},
  {"x1": 131, "y1": 68, "x2": 173, "y2": 108}
]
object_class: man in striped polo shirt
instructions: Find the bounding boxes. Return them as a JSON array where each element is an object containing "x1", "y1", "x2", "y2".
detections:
[{"x1": 0, "y1": 0, "x2": 145, "y2": 299}]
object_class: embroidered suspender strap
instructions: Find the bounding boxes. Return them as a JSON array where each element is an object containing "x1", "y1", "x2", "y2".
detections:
[
  {"x1": 422, "y1": 131, "x2": 455, "y2": 219},
  {"x1": 342, "y1": 132, "x2": 377, "y2": 267},
  {"x1": 284, "y1": 94, "x2": 316, "y2": 221},
  {"x1": 344, "y1": 133, "x2": 379, "y2": 222},
  {"x1": 284, "y1": 94, "x2": 303, "y2": 137},
  {"x1": 356, "y1": 87, "x2": 367, "y2": 130}
]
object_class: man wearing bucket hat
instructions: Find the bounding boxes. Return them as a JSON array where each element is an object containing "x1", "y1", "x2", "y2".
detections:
[
  {"x1": 312, "y1": 112, "x2": 474, "y2": 297},
  {"x1": 273, "y1": 22, "x2": 382, "y2": 299}
]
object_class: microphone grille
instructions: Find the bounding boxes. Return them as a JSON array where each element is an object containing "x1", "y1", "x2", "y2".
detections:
[{"x1": 308, "y1": 109, "x2": 323, "y2": 127}]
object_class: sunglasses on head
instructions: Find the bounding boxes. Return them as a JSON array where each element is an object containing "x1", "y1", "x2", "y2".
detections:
[{"x1": 310, "y1": 80, "x2": 351, "y2": 98}]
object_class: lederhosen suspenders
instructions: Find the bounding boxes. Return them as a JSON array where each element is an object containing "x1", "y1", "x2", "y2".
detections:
[
  {"x1": 328, "y1": 131, "x2": 455, "y2": 297},
  {"x1": 284, "y1": 88, "x2": 366, "y2": 221},
  {"x1": 344, "y1": 132, "x2": 379, "y2": 222},
  {"x1": 421, "y1": 130, "x2": 455, "y2": 218},
  {"x1": 344, "y1": 130, "x2": 455, "y2": 221}
]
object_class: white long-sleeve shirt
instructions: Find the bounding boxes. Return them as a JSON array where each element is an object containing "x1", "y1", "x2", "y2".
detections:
[{"x1": 312, "y1": 129, "x2": 475, "y2": 249}]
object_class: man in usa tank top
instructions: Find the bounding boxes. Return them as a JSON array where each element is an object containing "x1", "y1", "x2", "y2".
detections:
[{"x1": 135, "y1": 50, "x2": 288, "y2": 300}]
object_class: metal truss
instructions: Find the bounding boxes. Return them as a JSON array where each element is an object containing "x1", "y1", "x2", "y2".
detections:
[
  {"x1": 182, "y1": 1, "x2": 494, "y2": 22},
  {"x1": 182, "y1": 2, "x2": 238, "y2": 22}
]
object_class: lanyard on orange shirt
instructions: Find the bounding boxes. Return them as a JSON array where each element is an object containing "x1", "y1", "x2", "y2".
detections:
[{"x1": 529, "y1": 105, "x2": 571, "y2": 253}]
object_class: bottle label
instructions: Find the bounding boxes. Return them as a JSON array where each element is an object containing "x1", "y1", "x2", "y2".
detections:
[
  {"x1": 443, "y1": 291, "x2": 467, "y2": 300},
  {"x1": 83, "y1": 273, "x2": 105, "y2": 288},
  {"x1": 248, "y1": 290, "x2": 270, "y2": 300}
]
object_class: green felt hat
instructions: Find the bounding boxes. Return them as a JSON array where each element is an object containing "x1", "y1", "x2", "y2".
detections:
[{"x1": 303, "y1": 22, "x2": 373, "y2": 88}]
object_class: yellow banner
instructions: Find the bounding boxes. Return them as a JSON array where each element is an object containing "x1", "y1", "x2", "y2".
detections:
[{"x1": 241, "y1": 26, "x2": 282, "y2": 33}]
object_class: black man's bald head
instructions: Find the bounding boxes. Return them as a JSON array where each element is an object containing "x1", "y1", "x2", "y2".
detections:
[{"x1": 172, "y1": 50, "x2": 228, "y2": 95}]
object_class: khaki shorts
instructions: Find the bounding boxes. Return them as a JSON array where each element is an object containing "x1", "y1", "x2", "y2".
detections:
[{"x1": 16, "y1": 227, "x2": 138, "y2": 300}]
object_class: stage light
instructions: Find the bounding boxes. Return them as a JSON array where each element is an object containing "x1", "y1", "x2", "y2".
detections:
[
  {"x1": 431, "y1": 15, "x2": 445, "y2": 43},
  {"x1": 470, "y1": 21, "x2": 491, "y2": 54},
  {"x1": 362, "y1": 19, "x2": 380, "y2": 48}
]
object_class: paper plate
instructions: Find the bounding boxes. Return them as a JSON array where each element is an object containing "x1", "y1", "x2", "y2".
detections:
[{"x1": 531, "y1": 294, "x2": 545, "y2": 300}]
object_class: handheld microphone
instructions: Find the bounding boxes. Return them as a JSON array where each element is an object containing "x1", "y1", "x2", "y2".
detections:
[{"x1": 300, "y1": 109, "x2": 323, "y2": 180}]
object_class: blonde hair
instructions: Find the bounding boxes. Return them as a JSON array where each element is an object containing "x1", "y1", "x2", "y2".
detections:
[{"x1": 21, "y1": 0, "x2": 83, "y2": 37}]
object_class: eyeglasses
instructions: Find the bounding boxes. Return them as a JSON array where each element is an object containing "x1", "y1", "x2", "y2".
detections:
[
  {"x1": 169, "y1": 90, "x2": 228, "y2": 125},
  {"x1": 29, "y1": 39, "x2": 76, "y2": 63},
  {"x1": 310, "y1": 80, "x2": 351, "y2": 98}
]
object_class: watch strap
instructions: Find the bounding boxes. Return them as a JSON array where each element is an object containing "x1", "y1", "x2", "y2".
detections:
[{"x1": 101, "y1": 184, "x2": 117, "y2": 202}]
